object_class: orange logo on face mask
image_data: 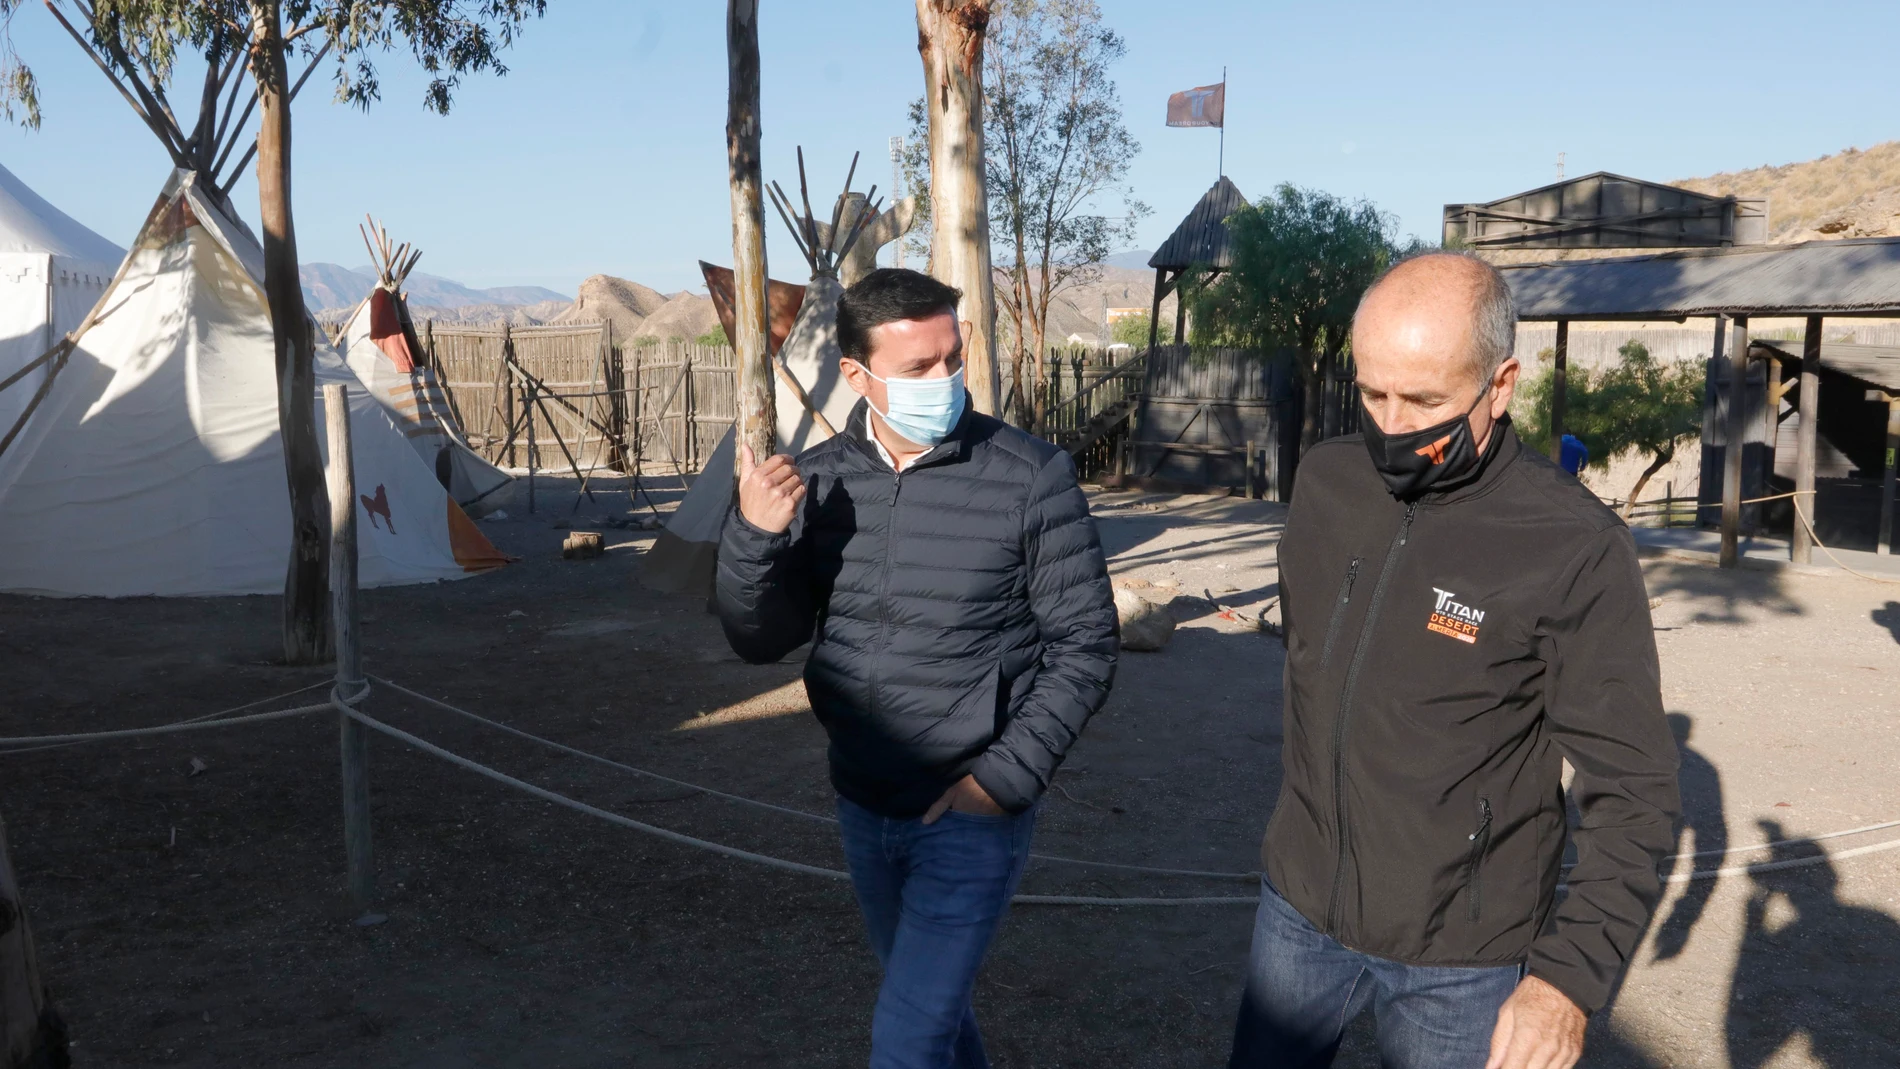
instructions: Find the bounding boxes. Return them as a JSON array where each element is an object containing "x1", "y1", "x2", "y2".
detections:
[{"x1": 1413, "y1": 435, "x2": 1452, "y2": 465}]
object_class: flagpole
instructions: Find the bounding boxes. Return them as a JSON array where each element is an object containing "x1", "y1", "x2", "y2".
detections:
[{"x1": 1218, "y1": 67, "x2": 1227, "y2": 178}]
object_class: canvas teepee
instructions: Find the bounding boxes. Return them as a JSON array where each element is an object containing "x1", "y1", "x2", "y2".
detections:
[
  {"x1": 335, "y1": 218, "x2": 514, "y2": 516},
  {"x1": 0, "y1": 169, "x2": 509, "y2": 596},
  {"x1": 639, "y1": 159, "x2": 881, "y2": 595},
  {"x1": 0, "y1": 161, "x2": 124, "y2": 437}
]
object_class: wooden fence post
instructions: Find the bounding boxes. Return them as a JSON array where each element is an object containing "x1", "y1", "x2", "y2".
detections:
[
  {"x1": 1791, "y1": 316, "x2": 1822, "y2": 564},
  {"x1": 499, "y1": 321, "x2": 517, "y2": 469},
  {"x1": 684, "y1": 344, "x2": 699, "y2": 472},
  {"x1": 1876, "y1": 390, "x2": 1899, "y2": 556},
  {"x1": 325, "y1": 384, "x2": 377, "y2": 923},
  {"x1": 1720, "y1": 315, "x2": 1749, "y2": 568}
]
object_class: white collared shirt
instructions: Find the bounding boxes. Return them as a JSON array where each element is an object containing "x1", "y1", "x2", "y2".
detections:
[{"x1": 869, "y1": 431, "x2": 922, "y2": 473}]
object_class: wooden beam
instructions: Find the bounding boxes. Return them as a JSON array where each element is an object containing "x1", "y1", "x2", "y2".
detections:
[
  {"x1": 1719, "y1": 315, "x2": 1749, "y2": 569},
  {"x1": 1872, "y1": 388, "x2": 1900, "y2": 556},
  {"x1": 1146, "y1": 267, "x2": 1164, "y2": 355}
]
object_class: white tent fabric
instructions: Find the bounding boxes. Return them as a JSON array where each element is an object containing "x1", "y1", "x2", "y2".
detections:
[
  {"x1": 641, "y1": 276, "x2": 858, "y2": 595},
  {"x1": 0, "y1": 161, "x2": 124, "y2": 437},
  {"x1": 0, "y1": 169, "x2": 507, "y2": 597},
  {"x1": 336, "y1": 287, "x2": 514, "y2": 516}
]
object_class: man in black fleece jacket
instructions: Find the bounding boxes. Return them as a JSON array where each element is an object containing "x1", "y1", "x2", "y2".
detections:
[
  {"x1": 1229, "y1": 254, "x2": 1680, "y2": 1069},
  {"x1": 716, "y1": 269, "x2": 1117, "y2": 1069}
]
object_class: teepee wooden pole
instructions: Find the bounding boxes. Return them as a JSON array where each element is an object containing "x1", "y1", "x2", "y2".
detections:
[{"x1": 726, "y1": 0, "x2": 776, "y2": 470}]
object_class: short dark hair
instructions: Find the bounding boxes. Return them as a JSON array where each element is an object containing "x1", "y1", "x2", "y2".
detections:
[{"x1": 836, "y1": 268, "x2": 962, "y2": 364}]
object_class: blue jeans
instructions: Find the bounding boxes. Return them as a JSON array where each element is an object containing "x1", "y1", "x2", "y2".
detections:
[
  {"x1": 836, "y1": 795, "x2": 1037, "y2": 1069},
  {"x1": 1229, "y1": 876, "x2": 1522, "y2": 1069}
]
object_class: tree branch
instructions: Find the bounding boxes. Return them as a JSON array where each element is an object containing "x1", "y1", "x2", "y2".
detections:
[{"x1": 41, "y1": 0, "x2": 185, "y2": 163}]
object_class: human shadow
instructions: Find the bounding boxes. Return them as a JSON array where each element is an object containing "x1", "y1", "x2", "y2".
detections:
[
  {"x1": 1649, "y1": 713, "x2": 1727, "y2": 962},
  {"x1": 1873, "y1": 600, "x2": 1900, "y2": 645},
  {"x1": 1724, "y1": 819, "x2": 1900, "y2": 1067}
]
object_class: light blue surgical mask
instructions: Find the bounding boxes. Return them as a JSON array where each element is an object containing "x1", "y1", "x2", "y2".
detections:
[{"x1": 865, "y1": 366, "x2": 966, "y2": 447}]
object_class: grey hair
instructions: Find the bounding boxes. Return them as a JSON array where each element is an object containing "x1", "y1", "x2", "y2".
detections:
[{"x1": 1355, "y1": 251, "x2": 1516, "y2": 385}]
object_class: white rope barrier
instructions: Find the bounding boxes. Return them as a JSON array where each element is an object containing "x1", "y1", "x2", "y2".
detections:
[
  {"x1": 335, "y1": 689, "x2": 1261, "y2": 906},
  {"x1": 372, "y1": 674, "x2": 1262, "y2": 882},
  {"x1": 0, "y1": 681, "x2": 332, "y2": 754},
  {"x1": 4, "y1": 676, "x2": 1894, "y2": 901},
  {"x1": 0, "y1": 700, "x2": 332, "y2": 749}
]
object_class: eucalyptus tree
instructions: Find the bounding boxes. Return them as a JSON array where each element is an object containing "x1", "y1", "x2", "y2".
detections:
[{"x1": 1, "y1": 0, "x2": 548, "y2": 663}]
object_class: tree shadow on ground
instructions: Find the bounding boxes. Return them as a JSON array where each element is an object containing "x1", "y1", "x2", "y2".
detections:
[
  {"x1": 1639, "y1": 557, "x2": 1803, "y2": 627},
  {"x1": 1723, "y1": 820, "x2": 1900, "y2": 1068},
  {"x1": 1873, "y1": 600, "x2": 1900, "y2": 645}
]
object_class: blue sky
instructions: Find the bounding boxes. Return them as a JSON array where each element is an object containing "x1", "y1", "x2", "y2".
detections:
[{"x1": 4, "y1": 0, "x2": 1899, "y2": 296}]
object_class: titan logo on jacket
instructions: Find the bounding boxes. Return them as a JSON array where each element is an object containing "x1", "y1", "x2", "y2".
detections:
[{"x1": 1267, "y1": 421, "x2": 1680, "y2": 1016}]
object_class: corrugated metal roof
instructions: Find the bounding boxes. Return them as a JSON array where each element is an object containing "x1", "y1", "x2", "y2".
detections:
[
  {"x1": 1149, "y1": 177, "x2": 1248, "y2": 271},
  {"x1": 1752, "y1": 338, "x2": 1900, "y2": 392},
  {"x1": 1500, "y1": 236, "x2": 1900, "y2": 320}
]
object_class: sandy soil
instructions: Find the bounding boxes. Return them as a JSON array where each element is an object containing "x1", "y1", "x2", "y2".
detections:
[{"x1": 0, "y1": 475, "x2": 1894, "y2": 1068}]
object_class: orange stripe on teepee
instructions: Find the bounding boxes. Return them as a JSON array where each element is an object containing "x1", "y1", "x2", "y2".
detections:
[
  {"x1": 369, "y1": 289, "x2": 417, "y2": 372},
  {"x1": 445, "y1": 498, "x2": 515, "y2": 571}
]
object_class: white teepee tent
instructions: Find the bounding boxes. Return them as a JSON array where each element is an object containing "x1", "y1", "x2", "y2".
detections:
[
  {"x1": 641, "y1": 159, "x2": 880, "y2": 595},
  {"x1": 335, "y1": 218, "x2": 513, "y2": 517},
  {"x1": 0, "y1": 169, "x2": 509, "y2": 596},
  {"x1": 0, "y1": 162, "x2": 124, "y2": 436}
]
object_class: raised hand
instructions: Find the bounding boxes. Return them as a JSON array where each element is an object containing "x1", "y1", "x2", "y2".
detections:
[{"x1": 737, "y1": 442, "x2": 805, "y2": 534}]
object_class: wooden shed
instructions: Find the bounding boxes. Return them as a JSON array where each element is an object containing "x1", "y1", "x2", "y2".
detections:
[
  {"x1": 1500, "y1": 237, "x2": 1900, "y2": 563},
  {"x1": 1446, "y1": 172, "x2": 1767, "y2": 252},
  {"x1": 1144, "y1": 176, "x2": 1247, "y2": 351}
]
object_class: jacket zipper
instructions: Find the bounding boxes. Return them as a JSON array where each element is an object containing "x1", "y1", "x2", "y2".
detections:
[
  {"x1": 1319, "y1": 557, "x2": 1362, "y2": 666},
  {"x1": 1325, "y1": 501, "x2": 1418, "y2": 934},
  {"x1": 1465, "y1": 796, "x2": 1493, "y2": 922},
  {"x1": 871, "y1": 470, "x2": 902, "y2": 721}
]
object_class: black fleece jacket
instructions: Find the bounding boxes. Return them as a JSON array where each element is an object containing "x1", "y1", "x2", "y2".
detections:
[
  {"x1": 1267, "y1": 421, "x2": 1680, "y2": 1015},
  {"x1": 715, "y1": 401, "x2": 1118, "y2": 818}
]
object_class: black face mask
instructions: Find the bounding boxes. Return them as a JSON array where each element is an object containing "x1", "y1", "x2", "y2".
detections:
[{"x1": 1360, "y1": 385, "x2": 1492, "y2": 499}]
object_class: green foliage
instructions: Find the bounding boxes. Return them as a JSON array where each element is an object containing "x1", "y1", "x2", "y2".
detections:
[
  {"x1": 1516, "y1": 340, "x2": 1704, "y2": 499},
  {"x1": 1181, "y1": 183, "x2": 1409, "y2": 366},
  {"x1": 905, "y1": 0, "x2": 1147, "y2": 302},
  {"x1": 1109, "y1": 311, "x2": 1150, "y2": 347},
  {"x1": 0, "y1": 0, "x2": 548, "y2": 131},
  {"x1": 694, "y1": 324, "x2": 728, "y2": 348}
]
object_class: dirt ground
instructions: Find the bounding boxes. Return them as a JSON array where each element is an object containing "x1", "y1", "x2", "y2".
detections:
[{"x1": 1, "y1": 474, "x2": 1895, "y2": 1068}]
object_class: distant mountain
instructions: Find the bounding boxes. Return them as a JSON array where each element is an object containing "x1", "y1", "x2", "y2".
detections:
[
  {"x1": 298, "y1": 262, "x2": 569, "y2": 317},
  {"x1": 299, "y1": 263, "x2": 373, "y2": 311},
  {"x1": 1103, "y1": 249, "x2": 1155, "y2": 270}
]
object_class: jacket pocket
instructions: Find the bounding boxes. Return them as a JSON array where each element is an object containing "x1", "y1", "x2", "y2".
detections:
[
  {"x1": 1464, "y1": 796, "x2": 1493, "y2": 922},
  {"x1": 1319, "y1": 557, "x2": 1362, "y2": 666}
]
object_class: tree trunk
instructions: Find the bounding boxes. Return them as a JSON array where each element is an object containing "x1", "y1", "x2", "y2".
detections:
[
  {"x1": 726, "y1": 0, "x2": 775, "y2": 465},
  {"x1": 1622, "y1": 446, "x2": 1674, "y2": 519},
  {"x1": 1300, "y1": 358, "x2": 1323, "y2": 454},
  {"x1": 2, "y1": 814, "x2": 69, "y2": 1069},
  {"x1": 916, "y1": 0, "x2": 1000, "y2": 415},
  {"x1": 249, "y1": 0, "x2": 330, "y2": 666}
]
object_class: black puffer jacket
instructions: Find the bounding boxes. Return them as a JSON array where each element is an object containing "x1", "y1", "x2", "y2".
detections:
[{"x1": 715, "y1": 401, "x2": 1118, "y2": 817}]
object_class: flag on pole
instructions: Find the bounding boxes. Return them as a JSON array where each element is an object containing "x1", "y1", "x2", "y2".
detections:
[{"x1": 1166, "y1": 82, "x2": 1225, "y2": 128}]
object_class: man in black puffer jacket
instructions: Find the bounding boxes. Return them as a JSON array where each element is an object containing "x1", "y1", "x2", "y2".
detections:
[{"x1": 717, "y1": 268, "x2": 1117, "y2": 1069}]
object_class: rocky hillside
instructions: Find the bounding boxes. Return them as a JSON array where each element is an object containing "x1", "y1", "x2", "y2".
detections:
[
  {"x1": 1677, "y1": 141, "x2": 1900, "y2": 242},
  {"x1": 553, "y1": 274, "x2": 719, "y2": 343}
]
